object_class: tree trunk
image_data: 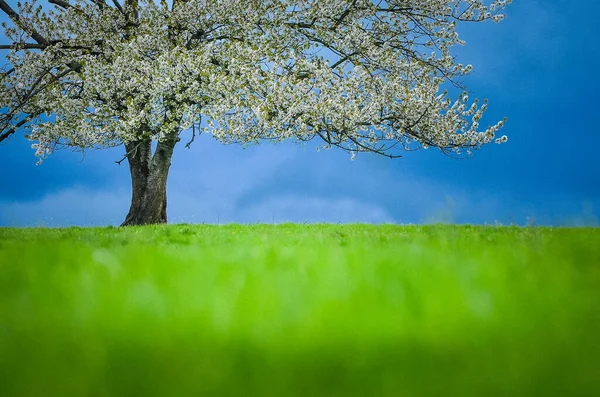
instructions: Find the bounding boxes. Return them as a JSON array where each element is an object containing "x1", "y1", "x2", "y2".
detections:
[{"x1": 120, "y1": 132, "x2": 178, "y2": 226}]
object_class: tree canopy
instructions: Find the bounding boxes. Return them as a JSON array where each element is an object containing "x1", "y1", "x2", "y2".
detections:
[{"x1": 1, "y1": 0, "x2": 509, "y2": 161}]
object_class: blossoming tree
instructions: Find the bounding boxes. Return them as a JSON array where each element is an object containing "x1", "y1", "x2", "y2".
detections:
[{"x1": 0, "y1": 0, "x2": 509, "y2": 225}]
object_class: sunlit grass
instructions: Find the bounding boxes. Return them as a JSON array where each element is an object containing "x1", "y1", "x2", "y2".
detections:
[{"x1": 1, "y1": 224, "x2": 599, "y2": 396}]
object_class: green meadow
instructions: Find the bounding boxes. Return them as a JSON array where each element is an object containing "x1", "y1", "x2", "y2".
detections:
[{"x1": 0, "y1": 224, "x2": 599, "y2": 396}]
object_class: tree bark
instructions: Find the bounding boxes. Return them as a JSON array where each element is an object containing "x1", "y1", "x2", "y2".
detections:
[{"x1": 120, "y1": 132, "x2": 178, "y2": 226}]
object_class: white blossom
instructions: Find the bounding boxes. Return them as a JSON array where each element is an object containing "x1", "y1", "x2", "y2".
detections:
[{"x1": 0, "y1": 0, "x2": 510, "y2": 161}]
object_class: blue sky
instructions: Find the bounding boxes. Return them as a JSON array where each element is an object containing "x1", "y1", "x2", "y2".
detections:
[{"x1": 1, "y1": 0, "x2": 599, "y2": 226}]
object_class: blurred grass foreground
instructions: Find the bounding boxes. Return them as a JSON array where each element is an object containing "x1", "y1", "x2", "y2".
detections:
[{"x1": 0, "y1": 224, "x2": 599, "y2": 396}]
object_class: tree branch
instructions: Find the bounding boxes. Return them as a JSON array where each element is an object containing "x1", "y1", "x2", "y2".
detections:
[
  {"x1": 0, "y1": 43, "x2": 47, "y2": 50},
  {"x1": 330, "y1": 52, "x2": 358, "y2": 69},
  {"x1": 185, "y1": 119, "x2": 200, "y2": 149},
  {"x1": 48, "y1": 0, "x2": 73, "y2": 10},
  {"x1": 89, "y1": 0, "x2": 106, "y2": 10},
  {"x1": 125, "y1": 0, "x2": 139, "y2": 21},
  {"x1": 111, "y1": 0, "x2": 125, "y2": 15},
  {"x1": 0, "y1": 116, "x2": 31, "y2": 143},
  {"x1": 0, "y1": 0, "x2": 50, "y2": 46},
  {"x1": 1, "y1": 67, "x2": 15, "y2": 77},
  {"x1": 334, "y1": 0, "x2": 357, "y2": 27},
  {"x1": 115, "y1": 141, "x2": 141, "y2": 165}
]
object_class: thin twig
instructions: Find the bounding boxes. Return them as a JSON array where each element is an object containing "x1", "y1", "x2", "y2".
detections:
[
  {"x1": 115, "y1": 141, "x2": 141, "y2": 165},
  {"x1": 185, "y1": 116, "x2": 201, "y2": 149}
]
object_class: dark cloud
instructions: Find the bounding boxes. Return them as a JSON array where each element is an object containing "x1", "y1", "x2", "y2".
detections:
[{"x1": 1, "y1": 1, "x2": 599, "y2": 226}]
